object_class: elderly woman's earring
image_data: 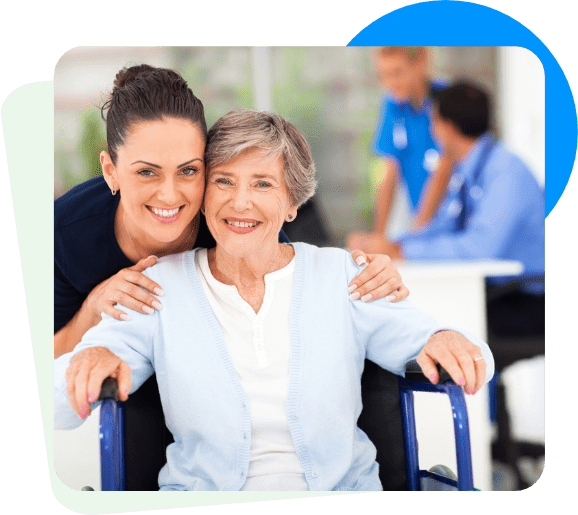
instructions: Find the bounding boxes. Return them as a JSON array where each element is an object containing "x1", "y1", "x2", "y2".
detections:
[{"x1": 288, "y1": 215, "x2": 293, "y2": 220}]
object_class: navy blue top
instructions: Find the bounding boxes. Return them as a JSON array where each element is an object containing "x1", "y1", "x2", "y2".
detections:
[
  {"x1": 54, "y1": 176, "x2": 289, "y2": 333},
  {"x1": 371, "y1": 80, "x2": 447, "y2": 210}
]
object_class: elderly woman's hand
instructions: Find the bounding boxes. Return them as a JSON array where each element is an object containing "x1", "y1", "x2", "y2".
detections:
[
  {"x1": 65, "y1": 347, "x2": 132, "y2": 419},
  {"x1": 348, "y1": 250, "x2": 409, "y2": 303},
  {"x1": 417, "y1": 331, "x2": 487, "y2": 394}
]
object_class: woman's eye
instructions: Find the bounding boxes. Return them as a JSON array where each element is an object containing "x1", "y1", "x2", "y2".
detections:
[
  {"x1": 215, "y1": 178, "x2": 232, "y2": 186},
  {"x1": 180, "y1": 167, "x2": 199, "y2": 177},
  {"x1": 137, "y1": 169, "x2": 156, "y2": 177},
  {"x1": 256, "y1": 182, "x2": 271, "y2": 189}
]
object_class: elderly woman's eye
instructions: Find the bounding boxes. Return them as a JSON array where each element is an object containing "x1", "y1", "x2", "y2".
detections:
[
  {"x1": 257, "y1": 181, "x2": 271, "y2": 189},
  {"x1": 215, "y1": 178, "x2": 232, "y2": 186}
]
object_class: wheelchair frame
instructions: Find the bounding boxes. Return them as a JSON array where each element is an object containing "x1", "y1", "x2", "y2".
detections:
[{"x1": 98, "y1": 366, "x2": 479, "y2": 491}]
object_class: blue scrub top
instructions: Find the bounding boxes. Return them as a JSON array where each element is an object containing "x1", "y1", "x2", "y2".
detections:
[
  {"x1": 371, "y1": 80, "x2": 447, "y2": 210},
  {"x1": 397, "y1": 134, "x2": 545, "y2": 293}
]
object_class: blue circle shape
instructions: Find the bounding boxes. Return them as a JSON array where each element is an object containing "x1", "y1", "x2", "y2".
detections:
[{"x1": 348, "y1": 1, "x2": 577, "y2": 218}]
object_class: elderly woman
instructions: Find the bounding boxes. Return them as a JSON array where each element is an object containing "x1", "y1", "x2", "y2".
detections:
[{"x1": 55, "y1": 109, "x2": 493, "y2": 491}]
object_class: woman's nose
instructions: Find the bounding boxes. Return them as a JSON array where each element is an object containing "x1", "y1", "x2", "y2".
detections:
[
  {"x1": 157, "y1": 177, "x2": 180, "y2": 204},
  {"x1": 230, "y1": 185, "x2": 252, "y2": 212}
]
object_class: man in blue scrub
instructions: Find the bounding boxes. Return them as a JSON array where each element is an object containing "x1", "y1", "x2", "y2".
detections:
[
  {"x1": 361, "y1": 82, "x2": 545, "y2": 335},
  {"x1": 348, "y1": 47, "x2": 452, "y2": 249}
]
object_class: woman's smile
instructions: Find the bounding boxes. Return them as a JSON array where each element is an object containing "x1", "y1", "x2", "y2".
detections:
[
  {"x1": 224, "y1": 217, "x2": 262, "y2": 233},
  {"x1": 147, "y1": 205, "x2": 185, "y2": 223}
]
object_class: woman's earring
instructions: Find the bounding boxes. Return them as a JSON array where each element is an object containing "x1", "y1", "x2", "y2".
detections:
[
  {"x1": 288, "y1": 215, "x2": 293, "y2": 220},
  {"x1": 111, "y1": 189, "x2": 117, "y2": 196}
]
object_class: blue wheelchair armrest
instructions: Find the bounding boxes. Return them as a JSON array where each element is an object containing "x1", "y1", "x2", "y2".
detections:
[{"x1": 399, "y1": 360, "x2": 476, "y2": 491}]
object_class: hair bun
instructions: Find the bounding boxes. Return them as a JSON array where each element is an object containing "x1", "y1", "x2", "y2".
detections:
[{"x1": 113, "y1": 64, "x2": 156, "y2": 90}]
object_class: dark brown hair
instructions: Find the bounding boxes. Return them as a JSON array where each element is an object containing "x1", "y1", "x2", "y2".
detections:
[
  {"x1": 432, "y1": 81, "x2": 491, "y2": 138},
  {"x1": 101, "y1": 64, "x2": 207, "y2": 164}
]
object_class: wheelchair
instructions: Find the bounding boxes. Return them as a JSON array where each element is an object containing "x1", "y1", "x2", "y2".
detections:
[{"x1": 94, "y1": 360, "x2": 479, "y2": 491}]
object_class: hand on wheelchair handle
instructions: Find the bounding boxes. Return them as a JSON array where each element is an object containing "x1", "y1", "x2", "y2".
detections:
[
  {"x1": 417, "y1": 330, "x2": 487, "y2": 394},
  {"x1": 65, "y1": 346, "x2": 132, "y2": 419}
]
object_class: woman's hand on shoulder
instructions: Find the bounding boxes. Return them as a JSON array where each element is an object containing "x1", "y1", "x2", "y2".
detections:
[
  {"x1": 65, "y1": 346, "x2": 132, "y2": 419},
  {"x1": 348, "y1": 249, "x2": 409, "y2": 303},
  {"x1": 86, "y1": 255, "x2": 164, "y2": 322},
  {"x1": 417, "y1": 330, "x2": 487, "y2": 394}
]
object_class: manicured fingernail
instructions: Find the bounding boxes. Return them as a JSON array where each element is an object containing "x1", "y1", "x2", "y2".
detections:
[
  {"x1": 361, "y1": 294, "x2": 372, "y2": 302},
  {"x1": 120, "y1": 314, "x2": 130, "y2": 321},
  {"x1": 347, "y1": 284, "x2": 357, "y2": 293},
  {"x1": 149, "y1": 255, "x2": 158, "y2": 261},
  {"x1": 458, "y1": 378, "x2": 465, "y2": 386},
  {"x1": 430, "y1": 374, "x2": 438, "y2": 383},
  {"x1": 142, "y1": 306, "x2": 154, "y2": 314},
  {"x1": 466, "y1": 388, "x2": 474, "y2": 395},
  {"x1": 154, "y1": 287, "x2": 164, "y2": 296},
  {"x1": 88, "y1": 393, "x2": 96, "y2": 403},
  {"x1": 356, "y1": 256, "x2": 366, "y2": 266},
  {"x1": 349, "y1": 292, "x2": 361, "y2": 301},
  {"x1": 385, "y1": 295, "x2": 395, "y2": 302},
  {"x1": 152, "y1": 300, "x2": 163, "y2": 310}
]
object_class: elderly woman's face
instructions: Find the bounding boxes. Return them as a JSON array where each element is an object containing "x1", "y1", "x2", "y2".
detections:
[{"x1": 204, "y1": 149, "x2": 297, "y2": 259}]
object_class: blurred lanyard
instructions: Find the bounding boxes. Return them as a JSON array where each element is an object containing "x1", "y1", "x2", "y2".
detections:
[{"x1": 456, "y1": 137, "x2": 496, "y2": 231}]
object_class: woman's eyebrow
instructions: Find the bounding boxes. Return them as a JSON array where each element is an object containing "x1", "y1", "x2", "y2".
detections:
[
  {"x1": 178, "y1": 158, "x2": 204, "y2": 168},
  {"x1": 131, "y1": 160, "x2": 161, "y2": 168},
  {"x1": 130, "y1": 158, "x2": 203, "y2": 168}
]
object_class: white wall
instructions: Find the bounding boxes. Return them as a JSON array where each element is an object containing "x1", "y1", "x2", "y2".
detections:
[{"x1": 498, "y1": 47, "x2": 545, "y2": 186}]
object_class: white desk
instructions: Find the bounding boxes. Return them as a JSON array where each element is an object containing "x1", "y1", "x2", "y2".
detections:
[{"x1": 396, "y1": 259, "x2": 523, "y2": 491}]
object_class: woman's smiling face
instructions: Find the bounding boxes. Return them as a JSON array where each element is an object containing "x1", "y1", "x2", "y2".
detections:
[
  {"x1": 104, "y1": 117, "x2": 206, "y2": 246},
  {"x1": 204, "y1": 149, "x2": 297, "y2": 259}
]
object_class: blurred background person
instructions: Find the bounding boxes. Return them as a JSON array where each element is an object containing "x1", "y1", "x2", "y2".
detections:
[
  {"x1": 349, "y1": 81, "x2": 545, "y2": 327},
  {"x1": 347, "y1": 46, "x2": 453, "y2": 249}
]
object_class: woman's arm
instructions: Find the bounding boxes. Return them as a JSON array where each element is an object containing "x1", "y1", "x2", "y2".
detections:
[
  {"x1": 344, "y1": 253, "x2": 494, "y2": 390},
  {"x1": 54, "y1": 256, "x2": 163, "y2": 359},
  {"x1": 55, "y1": 304, "x2": 157, "y2": 428}
]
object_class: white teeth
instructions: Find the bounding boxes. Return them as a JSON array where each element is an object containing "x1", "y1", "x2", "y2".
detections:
[
  {"x1": 151, "y1": 207, "x2": 180, "y2": 217},
  {"x1": 227, "y1": 220, "x2": 258, "y2": 228}
]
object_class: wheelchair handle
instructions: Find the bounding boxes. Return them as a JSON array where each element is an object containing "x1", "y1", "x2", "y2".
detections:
[
  {"x1": 404, "y1": 361, "x2": 451, "y2": 384},
  {"x1": 98, "y1": 377, "x2": 120, "y2": 402}
]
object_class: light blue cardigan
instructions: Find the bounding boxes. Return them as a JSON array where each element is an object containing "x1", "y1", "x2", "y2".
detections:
[{"x1": 54, "y1": 242, "x2": 494, "y2": 491}]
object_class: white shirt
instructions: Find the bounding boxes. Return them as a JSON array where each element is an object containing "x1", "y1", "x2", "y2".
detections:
[{"x1": 196, "y1": 249, "x2": 309, "y2": 491}]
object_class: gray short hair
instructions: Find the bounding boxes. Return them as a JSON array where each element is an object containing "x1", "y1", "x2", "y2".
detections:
[{"x1": 205, "y1": 109, "x2": 317, "y2": 207}]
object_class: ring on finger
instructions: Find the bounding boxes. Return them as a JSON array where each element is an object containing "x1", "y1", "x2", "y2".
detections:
[{"x1": 474, "y1": 356, "x2": 484, "y2": 362}]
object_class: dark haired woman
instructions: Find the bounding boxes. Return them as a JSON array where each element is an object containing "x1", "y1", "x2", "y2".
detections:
[{"x1": 55, "y1": 64, "x2": 410, "y2": 359}]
